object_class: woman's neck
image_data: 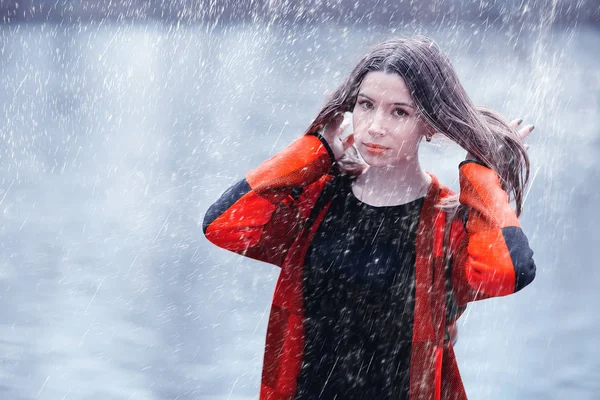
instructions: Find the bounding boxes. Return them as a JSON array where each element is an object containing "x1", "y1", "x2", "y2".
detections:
[{"x1": 351, "y1": 157, "x2": 431, "y2": 207}]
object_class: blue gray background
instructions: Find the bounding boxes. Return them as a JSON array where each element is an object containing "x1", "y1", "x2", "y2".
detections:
[{"x1": 0, "y1": 1, "x2": 598, "y2": 399}]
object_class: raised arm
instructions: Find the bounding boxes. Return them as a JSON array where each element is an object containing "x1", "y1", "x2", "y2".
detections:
[
  {"x1": 448, "y1": 160, "x2": 536, "y2": 306},
  {"x1": 202, "y1": 133, "x2": 335, "y2": 267}
]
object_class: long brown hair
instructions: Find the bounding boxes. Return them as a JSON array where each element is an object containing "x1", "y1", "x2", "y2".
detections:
[{"x1": 303, "y1": 35, "x2": 530, "y2": 217}]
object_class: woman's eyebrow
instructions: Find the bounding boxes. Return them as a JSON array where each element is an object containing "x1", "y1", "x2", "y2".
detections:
[{"x1": 357, "y1": 93, "x2": 415, "y2": 109}]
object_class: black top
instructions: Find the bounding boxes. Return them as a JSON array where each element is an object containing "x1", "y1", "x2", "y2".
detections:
[{"x1": 294, "y1": 174, "x2": 425, "y2": 400}]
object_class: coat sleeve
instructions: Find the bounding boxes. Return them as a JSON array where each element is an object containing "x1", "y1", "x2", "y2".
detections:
[
  {"x1": 449, "y1": 160, "x2": 537, "y2": 306},
  {"x1": 202, "y1": 133, "x2": 335, "y2": 268}
]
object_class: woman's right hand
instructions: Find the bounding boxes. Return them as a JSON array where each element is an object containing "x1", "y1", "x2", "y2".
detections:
[{"x1": 321, "y1": 113, "x2": 355, "y2": 161}]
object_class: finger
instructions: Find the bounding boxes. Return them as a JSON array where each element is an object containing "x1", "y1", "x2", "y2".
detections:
[
  {"x1": 342, "y1": 133, "x2": 355, "y2": 151},
  {"x1": 510, "y1": 118, "x2": 523, "y2": 129},
  {"x1": 339, "y1": 118, "x2": 350, "y2": 134},
  {"x1": 518, "y1": 124, "x2": 535, "y2": 139}
]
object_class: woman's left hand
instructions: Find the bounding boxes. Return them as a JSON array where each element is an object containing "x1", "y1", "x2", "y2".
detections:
[
  {"x1": 465, "y1": 118, "x2": 535, "y2": 161},
  {"x1": 510, "y1": 118, "x2": 535, "y2": 150}
]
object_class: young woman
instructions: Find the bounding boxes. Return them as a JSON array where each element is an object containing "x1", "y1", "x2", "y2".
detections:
[{"x1": 203, "y1": 35, "x2": 536, "y2": 400}]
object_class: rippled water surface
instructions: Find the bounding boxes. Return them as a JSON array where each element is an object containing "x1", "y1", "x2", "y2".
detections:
[{"x1": 0, "y1": 21, "x2": 598, "y2": 399}]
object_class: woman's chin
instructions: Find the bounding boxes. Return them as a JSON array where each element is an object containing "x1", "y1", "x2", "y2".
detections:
[{"x1": 359, "y1": 156, "x2": 394, "y2": 168}]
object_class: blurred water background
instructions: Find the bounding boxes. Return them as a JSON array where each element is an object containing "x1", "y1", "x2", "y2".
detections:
[{"x1": 0, "y1": 1, "x2": 598, "y2": 399}]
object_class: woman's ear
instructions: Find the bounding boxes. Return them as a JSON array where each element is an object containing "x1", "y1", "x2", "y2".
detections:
[
  {"x1": 417, "y1": 113, "x2": 436, "y2": 136},
  {"x1": 426, "y1": 124, "x2": 436, "y2": 136},
  {"x1": 423, "y1": 124, "x2": 436, "y2": 141}
]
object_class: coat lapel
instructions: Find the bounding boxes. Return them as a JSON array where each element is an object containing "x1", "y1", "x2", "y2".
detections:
[{"x1": 410, "y1": 172, "x2": 448, "y2": 400}]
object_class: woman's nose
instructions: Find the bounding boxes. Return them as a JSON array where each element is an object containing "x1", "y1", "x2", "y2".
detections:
[{"x1": 367, "y1": 112, "x2": 386, "y2": 137}]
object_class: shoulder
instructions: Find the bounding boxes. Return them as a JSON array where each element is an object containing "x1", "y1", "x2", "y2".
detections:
[
  {"x1": 430, "y1": 174, "x2": 458, "y2": 210},
  {"x1": 438, "y1": 183, "x2": 457, "y2": 200},
  {"x1": 298, "y1": 173, "x2": 338, "y2": 210},
  {"x1": 429, "y1": 176, "x2": 467, "y2": 237}
]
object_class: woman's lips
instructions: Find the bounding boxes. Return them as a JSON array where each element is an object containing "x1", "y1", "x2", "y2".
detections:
[{"x1": 363, "y1": 143, "x2": 388, "y2": 153}]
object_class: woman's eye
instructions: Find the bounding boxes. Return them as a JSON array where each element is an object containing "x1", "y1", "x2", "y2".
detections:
[
  {"x1": 359, "y1": 100, "x2": 373, "y2": 110},
  {"x1": 393, "y1": 108, "x2": 407, "y2": 117}
]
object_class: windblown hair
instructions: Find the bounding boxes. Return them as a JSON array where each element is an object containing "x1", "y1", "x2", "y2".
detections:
[{"x1": 303, "y1": 35, "x2": 530, "y2": 217}]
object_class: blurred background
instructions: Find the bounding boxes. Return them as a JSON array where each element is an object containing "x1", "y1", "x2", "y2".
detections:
[{"x1": 0, "y1": 0, "x2": 598, "y2": 399}]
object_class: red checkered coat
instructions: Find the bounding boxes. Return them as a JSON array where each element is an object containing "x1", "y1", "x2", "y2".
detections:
[{"x1": 203, "y1": 133, "x2": 536, "y2": 400}]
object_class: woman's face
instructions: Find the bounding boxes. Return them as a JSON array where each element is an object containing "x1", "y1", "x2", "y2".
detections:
[{"x1": 352, "y1": 71, "x2": 432, "y2": 167}]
